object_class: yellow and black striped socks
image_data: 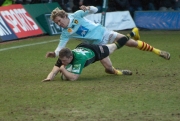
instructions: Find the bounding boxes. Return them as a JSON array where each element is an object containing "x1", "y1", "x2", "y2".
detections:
[{"x1": 137, "y1": 40, "x2": 161, "y2": 55}]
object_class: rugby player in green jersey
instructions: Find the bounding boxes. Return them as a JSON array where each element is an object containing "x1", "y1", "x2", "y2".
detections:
[{"x1": 43, "y1": 37, "x2": 133, "y2": 81}]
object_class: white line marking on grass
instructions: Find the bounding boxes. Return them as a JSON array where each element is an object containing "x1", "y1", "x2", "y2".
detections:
[{"x1": 0, "y1": 39, "x2": 59, "y2": 52}]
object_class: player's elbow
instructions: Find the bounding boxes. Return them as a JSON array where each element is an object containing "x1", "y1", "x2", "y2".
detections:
[{"x1": 89, "y1": 6, "x2": 98, "y2": 13}]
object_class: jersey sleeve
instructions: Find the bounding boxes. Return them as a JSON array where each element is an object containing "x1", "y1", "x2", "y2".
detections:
[
  {"x1": 54, "y1": 32, "x2": 69, "y2": 57},
  {"x1": 55, "y1": 58, "x2": 62, "y2": 67},
  {"x1": 74, "y1": 6, "x2": 98, "y2": 18},
  {"x1": 88, "y1": 6, "x2": 98, "y2": 14}
]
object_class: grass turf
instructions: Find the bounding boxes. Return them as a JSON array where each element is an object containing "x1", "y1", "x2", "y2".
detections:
[{"x1": 0, "y1": 30, "x2": 180, "y2": 121}]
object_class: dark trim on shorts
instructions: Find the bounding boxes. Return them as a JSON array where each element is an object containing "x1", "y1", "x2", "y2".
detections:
[{"x1": 76, "y1": 43, "x2": 109, "y2": 61}]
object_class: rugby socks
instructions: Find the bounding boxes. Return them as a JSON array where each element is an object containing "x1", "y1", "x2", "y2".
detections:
[
  {"x1": 105, "y1": 67, "x2": 123, "y2": 75},
  {"x1": 114, "y1": 36, "x2": 161, "y2": 55},
  {"x1": 137, "y1": 40, "x2": 161, "y2": 55},
  {"x1": 113, "y1": 67, "x2": 123, "y2": 75},
  {"x1": 114, "y1": 36, "x2": 129, "y2": 49}
]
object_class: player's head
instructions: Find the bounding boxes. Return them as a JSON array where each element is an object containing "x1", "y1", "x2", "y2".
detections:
[
  {"x1": 59, "y1": 48, "x2": 73, "y2": 66},
  {"x1": 50, "y1": 7, "x2": 69, "y2": 28},
  {"x1": 51, "y1": 7, "x2": 68, "y2": 20}
]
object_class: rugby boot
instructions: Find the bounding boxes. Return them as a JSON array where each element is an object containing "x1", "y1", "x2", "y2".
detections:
[
  {"x1": 132, "y1": 27, "x2": 140, "y2": 40},
  {"x1": 159, "y1": 51, "x2": 170, "y2": 60}
]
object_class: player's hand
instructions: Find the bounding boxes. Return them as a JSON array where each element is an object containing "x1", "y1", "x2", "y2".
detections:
[
  {"x1": 42, "y1": 78, "x2": 51, "y2": 82},
  {"x1": 46, "y1": 52, "x2": 55, "y2": 58},
  {"x1": 79, "y1": 5, "x2": 90, "y2": 11}
]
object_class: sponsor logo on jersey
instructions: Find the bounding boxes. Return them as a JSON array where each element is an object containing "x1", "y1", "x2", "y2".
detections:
[
  {"x1": 74, "y1": 20, "x2": 78, "y2": 24},
  {"x1": 76, "y1": 25, "x2": 89, "y2": 37},
  {"x1": 67, "y1": 28, "x2": 73, "y2": 33},
  {"x1": 72, "y1": 64, "x2": 81, "y2": 73}
]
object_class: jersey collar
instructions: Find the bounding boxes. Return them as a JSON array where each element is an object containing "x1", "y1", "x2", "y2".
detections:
[{"x1": 67, "y1": 15, "x2": 73, "y2": 28}]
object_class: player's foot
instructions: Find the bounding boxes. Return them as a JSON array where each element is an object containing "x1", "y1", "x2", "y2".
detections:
[
  {"x1": 132, "y1": 27, "x2": 140, "y2": 40},
  {"x1": 159, "y1": 51, "x2": 170, "y2": 60},
  {"x1": 115, "y1": 69, "x2": 132, "y2": 75},
  {"x1": 121, "y1": 70, "x2": 133, "y2": 75}
]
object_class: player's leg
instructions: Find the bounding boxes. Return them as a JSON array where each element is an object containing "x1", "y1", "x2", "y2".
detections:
[
  {"x1": 87, "y1": 43, "x2": 132, "y2": 75},
  {"x1": 136, "y1": 40, "x2": 170, "y2": 60},
  {"x1": 106, "y1": 43, "x2": 117, "y2": 54},
  {"x1": 126, "y1": 39, "x2": 170, "y2": 60},
  {"x1": 104, "y1": 27, "x2": 139, "y2": 45},
  {"x1": 100, "y1": 57, "x2": 132, "y2": 75},
  {"x1": 98, "y1": 31, "x2": 132, "y2": 75},
  {"x1": 114, "y1": 34, "x2": 170, "y2": 60}
]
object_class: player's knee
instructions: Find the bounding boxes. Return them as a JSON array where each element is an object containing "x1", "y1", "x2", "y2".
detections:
[{"x1": 116, "y1": 36, "x2": 129, "y2": 48}]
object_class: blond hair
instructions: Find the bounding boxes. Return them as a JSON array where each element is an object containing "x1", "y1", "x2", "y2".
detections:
[{"x1": 50, "y1": 7, "x2": 68, "y2": 21}]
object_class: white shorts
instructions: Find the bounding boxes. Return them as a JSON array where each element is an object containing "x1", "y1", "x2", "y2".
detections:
[{"x1": 100, "y1": 29, "x2": 118, "y2": 45}]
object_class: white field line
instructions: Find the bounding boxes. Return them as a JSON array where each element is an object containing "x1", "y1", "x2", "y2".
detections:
[{"x1": 0, "y1": 39, "x2": 59, "y2": 52}]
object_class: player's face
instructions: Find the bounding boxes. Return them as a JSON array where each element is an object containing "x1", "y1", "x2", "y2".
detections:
[
  {"x1": 54, "y1": 16, "x2": 69, "y2": 28},
  {"x1": 60, "y1": 56, "x2": 73, "y2": 66}
]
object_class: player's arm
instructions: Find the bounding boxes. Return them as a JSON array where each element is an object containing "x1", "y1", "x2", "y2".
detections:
[
  {"x1": 46, "y1": 34, "x2": 69, "y2": 58},
  {"x1": 80, "y1": 5, "x2": 98, "y2": 13},
  {"x1": 42, "y1": 66, "x2": 60, "y2": 82},
  {"x1": 42, "y1": 58, "x2": 62, "y2": 82},
  {"x1": 78, "y1": 5, "x2": 98, "y2": 17},
  {"x1": 60, "y1": 65, "x2": 80, "y2": 81}
]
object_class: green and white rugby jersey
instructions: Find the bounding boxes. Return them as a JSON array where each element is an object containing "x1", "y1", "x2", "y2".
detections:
[{"x1": 70, "y1": 47, "x2": 95, "y2": 74}]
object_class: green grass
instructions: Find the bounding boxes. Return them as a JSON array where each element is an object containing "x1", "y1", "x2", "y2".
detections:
[{"x1": 0, "y1": 30, "x2": 180, "y2": 121}]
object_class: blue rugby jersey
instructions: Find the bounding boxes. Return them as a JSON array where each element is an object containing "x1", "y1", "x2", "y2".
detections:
[{"x1": 55, "y1": 7, "x2": 106, "y2": 56}]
